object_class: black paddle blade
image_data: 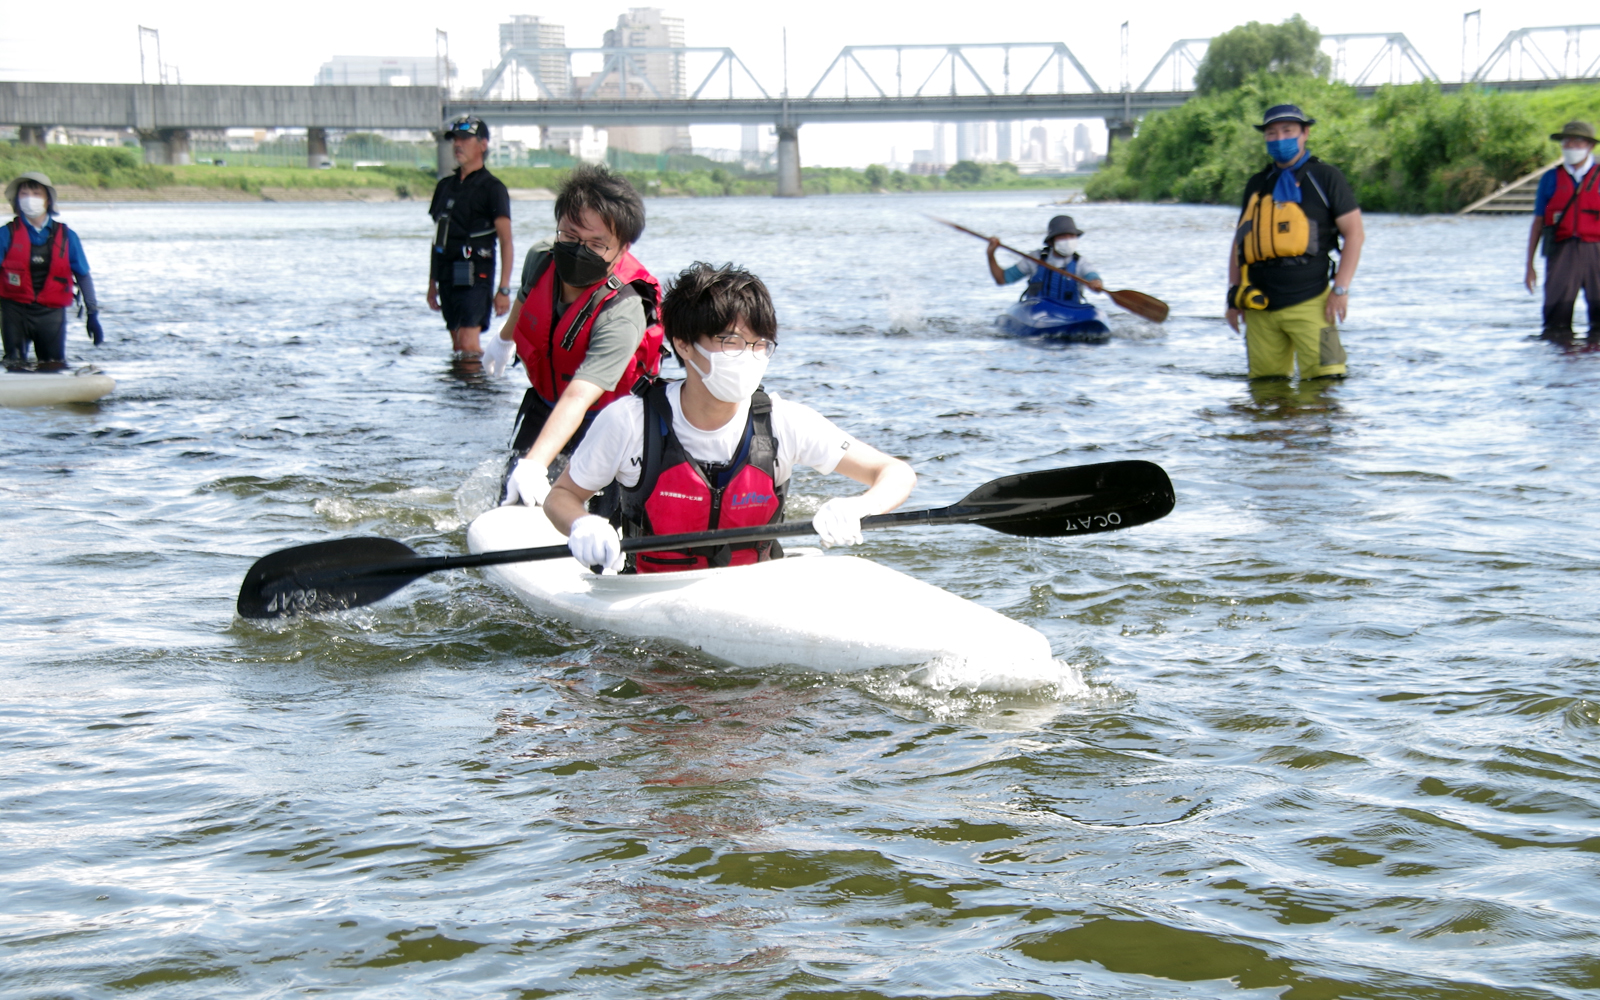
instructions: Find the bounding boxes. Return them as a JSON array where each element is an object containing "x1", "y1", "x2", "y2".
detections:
[
  {"x1": 237, "y1": 536, "x2": 420, "y2": 620},
  {"x1": 956, "y1": 460, "x2": 1174, "y2": 538}
]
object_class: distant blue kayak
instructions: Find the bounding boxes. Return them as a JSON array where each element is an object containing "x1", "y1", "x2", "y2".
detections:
[{"x1": 997, "y1": 298, "x2": 1110, "y2": 343}]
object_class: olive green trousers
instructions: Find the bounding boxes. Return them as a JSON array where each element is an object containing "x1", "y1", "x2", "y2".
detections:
[{"x1": 1244, "y1": 289, "x2": 1347, "y2": 379}]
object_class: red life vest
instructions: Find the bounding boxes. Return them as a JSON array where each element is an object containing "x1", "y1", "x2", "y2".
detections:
[
  {"x1": 511, "y1": 249, "x2": 665, "y2": 409},
  {"x1": 1544, "y1": 165, "x2": 1600, "y2": 243},
  {"x1": 1, "y1": 220, "x2": 74, "y2": 307},
  {"x1": 620, "y1": 381, "x2": 786, "y2": 574}
]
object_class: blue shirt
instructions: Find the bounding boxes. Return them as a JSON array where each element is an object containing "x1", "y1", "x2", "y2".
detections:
[
  {"x1": 0, "y1": 216, "x2": 91, "y2": 275},
  {"x1": 1533, "y1": 160, "x2": 1595, "y2": 217},
  {"x1": 1001, "y1": 252, "x2": 1100, "y2": 286}
]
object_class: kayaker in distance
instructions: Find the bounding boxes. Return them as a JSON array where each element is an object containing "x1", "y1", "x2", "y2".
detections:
[
  {"x1": 1225, "y1": 103, "x2": 1364, "y2": 380},
  {"x1": 1524, "y1": 120, "x2": 1599, "y2": 340},
  {"x1": 426, "y1": 117, "x2": 513, "y2": 361},
  {"x1": 541, "y1": 262, "x2": 917, "y2": 573},
  {"x1": 2, "y1": 172, "x2": 103, "y2": 369},
  {"x1": 986, "y1": 214, "x2": 1103, "y2": 302},
  {"x1": 482, "y1": 165, "x2": 666, "y2": 514}
]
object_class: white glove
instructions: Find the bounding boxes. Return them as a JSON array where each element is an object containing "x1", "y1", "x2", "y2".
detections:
[
  {"x1": 813, "y1": 495, "x2": 875, "y2": 548},
  {"x1": 568, "y1": 514, "x2": 624, "y2": 572},
  {"x1": 481, "y1": 334, "x2": 517, "y2": 376},
  {"x1": 501, "y1": 457, "x2": 550, "y2": 507}
]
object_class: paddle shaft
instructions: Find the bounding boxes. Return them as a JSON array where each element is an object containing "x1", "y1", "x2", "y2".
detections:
[
  {"x1": 288, "y1": 499, "x2": 1087, "y2": 586},
  {"x1": 938, "y1": 218, "x2": 1087, "y2": 283}
]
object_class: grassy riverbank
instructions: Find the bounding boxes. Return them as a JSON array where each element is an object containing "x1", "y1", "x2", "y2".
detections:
[
  {"x1": 1086, "y1": 75, "x2": 1600, "y2": 212},
  {"x1": 2, "y1": 144, "x2": 1087, "y2": 202}
]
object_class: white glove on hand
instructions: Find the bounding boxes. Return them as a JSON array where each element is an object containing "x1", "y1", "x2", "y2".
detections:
[
  {"x1": 568, "y1": 514, "x2": 624, "y2": 572},
  {"x1": 813, "y1": 495, "x2": 875, "y2": 548},
  {"x1": 501, "y1": 457, "x2": 550, "y2": 507},
  {"x1": 481, "y1": 334, "x2": 517, "y2": 376}
]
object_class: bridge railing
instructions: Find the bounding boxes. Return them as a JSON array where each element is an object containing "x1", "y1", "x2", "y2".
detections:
[
  {"x1": 1137, "y1": 32, "x2": 1440, "y2": 92},
  {"x1": 476, "y1": 46, "x2": 770, "y2": 101}
]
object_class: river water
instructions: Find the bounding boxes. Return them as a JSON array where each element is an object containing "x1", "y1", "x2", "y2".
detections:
[{"x1": 4, "y1": 191, "x2": 1598, "y2": 999}]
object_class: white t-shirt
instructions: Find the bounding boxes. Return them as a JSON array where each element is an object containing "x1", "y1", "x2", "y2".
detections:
[
  {"x1": 1012, "y1": 251, "x2": 1099, "y2": 281},
  {"x1": 567, "y1": 381, "x2": 855, "y2": 492}
]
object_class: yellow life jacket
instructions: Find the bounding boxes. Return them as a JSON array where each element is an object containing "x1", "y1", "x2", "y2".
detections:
[{"x1": 1236, "y1": 190, "x2": 1314, "y2": 265}]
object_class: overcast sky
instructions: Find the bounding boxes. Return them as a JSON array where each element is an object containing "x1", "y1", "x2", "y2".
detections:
[{"x1": 3, "y1": 1, "x2": 1595, "y2": 166}]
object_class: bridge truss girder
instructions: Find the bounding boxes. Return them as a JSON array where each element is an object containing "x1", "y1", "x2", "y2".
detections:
[
  {"x1": 805, "y1": 43, "x2": 1101, "y2": 100},
  {"x1": 476, "y1": 46, "x2": 769, "y2": 102},
  {"x1": 1472, "y1": 25, "x2": 1600, "y2": 83}
]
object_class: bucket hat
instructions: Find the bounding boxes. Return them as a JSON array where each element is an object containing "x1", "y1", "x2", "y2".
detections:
[
  {"x1": 1550, "y1": 120, "x2": 1596, "y2": 143},
  {"x1": 5, "y1": 171, "x2": 57, "y2": 211},
  {"x1": 1046, "y1": 214, "x2": 1084, "y2": 238},
  {"x1": 1254, "y1": 104, "x2": 1317, "y2": 131}
]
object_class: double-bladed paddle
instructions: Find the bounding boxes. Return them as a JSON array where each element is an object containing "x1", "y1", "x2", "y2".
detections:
[
  {"x1": 236, "y1": 459, "x2": 1174, "y2": 620},
  {"x1": 929, "y1": 215, "x2": 1170, "y2": 324}
]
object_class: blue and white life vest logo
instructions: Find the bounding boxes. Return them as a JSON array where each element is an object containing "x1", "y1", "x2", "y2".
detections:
[{"x1": 726, "y1": 490, "x2": 774, "y2": 509}]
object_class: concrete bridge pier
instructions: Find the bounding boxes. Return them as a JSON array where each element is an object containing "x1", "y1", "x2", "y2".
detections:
[
  {"x1": 775, "y1": 125, "x2": 802, "y2": 198},
  {"x1": 307, "y1": 127, "x2": 332, "y2": 169},
  {"x1": 436, "y1": 132, "x2": 455, "y2": 179},
  {"x1": 1104, "y1": 118, "x2": 1135, "y2": 164},
  {"x1": 139, "y1": 128, "x2": 192, "y2": 166},
  {"x1": 18, "y1": 126, "x2": 48, "y2": 148}
]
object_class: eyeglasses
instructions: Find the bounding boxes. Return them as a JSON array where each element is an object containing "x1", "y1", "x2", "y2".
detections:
[
  {"x1": 448, "y1": 118, "x2": 486, "y2": 137},
  {"x1": 708, "y1": 333, "x2": 777, "y2": 359},
  {"x1": 555, "y1": 231, "x2": 615, "y2": 257}
]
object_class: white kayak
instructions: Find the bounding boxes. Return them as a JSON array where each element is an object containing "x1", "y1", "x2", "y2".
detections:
[
  {"x1": 0, "y1": 368, "x2": 115, "y2": 407},
  {"x1": 466, "y1": 505, "x2": 1066, "y2": 690}
]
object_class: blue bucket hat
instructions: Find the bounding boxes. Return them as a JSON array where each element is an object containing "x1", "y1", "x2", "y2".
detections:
[{"x1": 1254, "y1": 104, "x2": 1316, "y2": 131}]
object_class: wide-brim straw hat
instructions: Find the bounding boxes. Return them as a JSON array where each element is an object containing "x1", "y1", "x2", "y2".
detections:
[
  {"x1": 1550, "y1": 120, "x2": 1596, "y2": 143},
  {"x1": 5, "y1": 171, "x2": 57, "y2": 208}
]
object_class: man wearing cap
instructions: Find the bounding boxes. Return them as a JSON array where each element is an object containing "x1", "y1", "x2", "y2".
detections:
[
  {"x1": 986, "y1": 215, "x2": 1104, "y2": 301},
  {"x1": 1525, "y1": 121, "x2": 1600, "y2": 338},
  {"x1": 1226, "y1": 104, "x2": 1364, "y2": 380},
  {"x1": 427, "y1": 117, "x2": 513, "y2": 359},
  {"x1": 1, "y1": 172, "x2": 102, "y2": 368}
]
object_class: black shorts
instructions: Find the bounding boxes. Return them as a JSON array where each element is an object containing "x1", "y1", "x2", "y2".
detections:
[
  {"x1": 1, "y1": 301, "x2": 67, "y2": 364},
  {"x1": 438, "y1": 283, "x2": 493, "y2": 332}
]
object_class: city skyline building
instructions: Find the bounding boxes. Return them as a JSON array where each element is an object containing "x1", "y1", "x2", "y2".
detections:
[
  {"x1": 603, "y1": 7, "x2": 692, "y2": 155},
  {"x1": 495, "y1": 15, "x2": 568, "y2": 100}
]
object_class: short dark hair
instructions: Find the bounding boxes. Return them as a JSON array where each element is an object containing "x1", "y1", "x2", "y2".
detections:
[
  {"x1": 553, "y1": 164, "x2": 645, "y2": 245},
  {"x1": 661, "y1": 263, "x2": 778, "y2": 362}
]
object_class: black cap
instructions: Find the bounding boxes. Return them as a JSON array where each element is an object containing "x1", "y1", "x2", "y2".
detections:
[
  {"x1": 1254, "y1": 104, "x2": 1316, "y2": 131},
  {"x1": 1046, "y1": 214, "x2": 1084, "y2": 238},
  {"x1": 446, "y1": 116, "x2": 490, "y2": 141}
]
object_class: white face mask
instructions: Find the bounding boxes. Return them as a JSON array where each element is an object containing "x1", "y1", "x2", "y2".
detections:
[
  {"x1": 1564, "y1": 146, "x2": 1593, "y2": 167},
  {"x1": 688, "y1": 341, "x2": 769, "y2": 403},
  {"x1": 18, "y1": 195, "x2": 47, "y2": 220},
  {"x1": 1053, "y1": 237, "x2": 1079, "y2": 257}
]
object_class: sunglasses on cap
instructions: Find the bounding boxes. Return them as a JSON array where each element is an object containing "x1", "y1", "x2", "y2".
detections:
[{"x1": 447, "y1": 118, "x2": 486, "y2": 137}]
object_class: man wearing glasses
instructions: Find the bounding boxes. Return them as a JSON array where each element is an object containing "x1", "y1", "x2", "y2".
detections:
[
  {"x1": 427, "y1": 117, "x2": 513, "y2": 359},
  {"x1": 482, "y1": 165, "x2": 666, "y2": 510},
  {"x1": 542, "y1": 262, "x2": 917, "y2": 574}
]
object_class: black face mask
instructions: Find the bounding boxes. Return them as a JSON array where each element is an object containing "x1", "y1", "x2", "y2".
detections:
[{"x1": 553, "y1": 240, "x2": 612, "y2": 288}]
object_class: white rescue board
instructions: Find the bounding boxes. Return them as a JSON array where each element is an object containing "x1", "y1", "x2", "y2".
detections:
[
  {"x1": 466, "y1": 505, "x2": 1060, "y2": 685},
  {"x1": 0, "y1": 369, "x2": 115, "y2": 407}
]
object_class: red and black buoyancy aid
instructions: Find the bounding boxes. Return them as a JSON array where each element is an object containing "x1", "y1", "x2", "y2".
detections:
[
  {"x1": 511, "y1": 249, "x2": 666, "y2": 410},
  {"x1": 1545, "y1": 165, "x2": 1600, "y2": 243},
  {"x1": 620, "y1": 381, "x2": 786, "y2": 574},
  {"x1": 1, "y1": 219, "x2": 74, "y2": 307}
]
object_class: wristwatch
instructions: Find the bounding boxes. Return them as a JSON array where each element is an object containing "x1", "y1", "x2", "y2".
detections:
[
  {"x1": 497, "y1": 285, "x2": 513, "y2": 297},
  {"x1": 1332, "y1": 284, "x2": 1349, "y2": 296}
]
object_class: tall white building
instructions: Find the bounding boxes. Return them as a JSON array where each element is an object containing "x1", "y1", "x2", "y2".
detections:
[
  {"x1": 496, "y1": 15, "x2": 568, "y2": 99},
  {"x1": 956, "y1": 121, "x2": 991, "y2": 163},
  {"x1": 604, "y1": 8, "x2": 692, "y2": 155}
]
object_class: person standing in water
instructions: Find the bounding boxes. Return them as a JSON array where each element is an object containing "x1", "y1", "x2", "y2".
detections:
[
  {"x1": 426, "y1": 117, "x2": 513, "y2": 359},
  {"x1": 1525, "y1": 121, "x2": 1600, "y2": 339},
  {"x1": 480, "y1": 164, "x2": 666, "y2": 510},
  {"x1": 1225, "y1": 104, "x2": 1364, "y2": 379},
  {"x1": 985, "y1": 215, "x2": 1103, "y2": 305},
  {"x1": 1, "y1": 172, "x2": 102, "y2": 368}
]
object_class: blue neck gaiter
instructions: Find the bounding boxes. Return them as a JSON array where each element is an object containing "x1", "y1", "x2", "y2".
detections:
[{"x1": 1268, "y1": 144, "x2": 1311, "y2": 204}]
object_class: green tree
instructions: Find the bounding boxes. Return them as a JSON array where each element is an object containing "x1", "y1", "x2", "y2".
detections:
[
  {"x1": 863, "y1": 163, "x2": 889, "y2": 189},
  {"x1": 945, "y1": 160, "x2": 984, "y2": 186},
  {"x1": 1194, "y1": 15, "x2": 1330, "y2": 95}
]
